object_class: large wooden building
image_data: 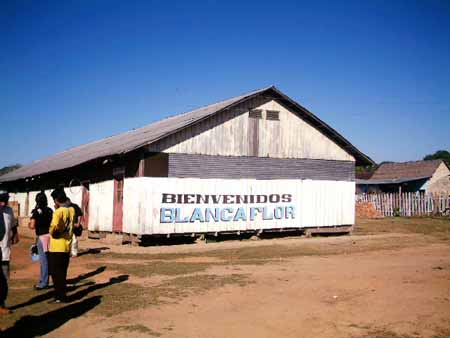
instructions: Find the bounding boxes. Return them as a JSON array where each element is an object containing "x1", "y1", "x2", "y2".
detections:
[{"x1": 0, "y1": 86, "x2": 373, "y2": 237}]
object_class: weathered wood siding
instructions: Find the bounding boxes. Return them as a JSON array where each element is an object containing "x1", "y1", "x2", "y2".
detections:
[
  {"x1": 122, "y1": 177, "x2": 355, "y2": 235},
  {"x1": 168, "y1": 153, "x2": 355, "y2": 181},
  {"x1": 149, "y1": 99, "x2": 354, "y2": 162}
]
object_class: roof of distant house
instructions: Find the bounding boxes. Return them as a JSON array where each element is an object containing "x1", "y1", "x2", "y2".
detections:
[{"x1": 370, "y1": 160, "x2": 445, "y2": 181}]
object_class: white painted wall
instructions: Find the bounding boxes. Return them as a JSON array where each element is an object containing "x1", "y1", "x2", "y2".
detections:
[
  {"x1": 9, "y1": 186, "x2": 84, "y2": 217},
  {"x1": 10, "y1": 193, "x2": 28, "y2": 217},
  {"x1": 123, "y1": 177, "x2": 355, "y2": 235},
  {"x1": 27, "y1": 187, "x2": 84, "y2": 212},
  {"x1": 88, "y1": 181, "x2": 114, "y2": 232},
  {"x1": 429, "y1": 162, "x2": 450, "y2": 194}
]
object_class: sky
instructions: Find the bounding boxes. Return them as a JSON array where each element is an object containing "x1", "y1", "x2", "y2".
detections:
[{"x1": 1, "y1": 0, "x2": 449, "y2": 168}]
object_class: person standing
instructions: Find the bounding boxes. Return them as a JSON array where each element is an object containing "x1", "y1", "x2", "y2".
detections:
[
  {"x1": 67, "y1": 198, "x2": 83, "y2": 257},
  {"x1": 29, "y1": 192, "x2": 53, "y2": 290},
  {"x1": 0, "y1": 190, "x2": 19, "y2": 314},
  {"x1": 48, "y1": 189, "x2": 74, "y2": 303}
]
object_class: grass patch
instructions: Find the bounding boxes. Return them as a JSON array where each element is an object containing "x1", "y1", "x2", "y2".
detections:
[
  {"x1": 0, "y1": 271, "x2": 252, "y2": 329},
  {"x1": 107, "y1": 324, "x2": 161, "y2": 336},
  {"x1": 97, "y1": 236, "x2": 435, "y2": 268},
  {"x1": 364, "y1": 329, "x2": 411, "y2": 338},
  {"x1": 0, "y1": 280, "x2": 61, "y2": 329},
  {"x1": 8, "y1": 278, "x2": 35, "y2": 289},
  {"x1": 432, "y1": 326, "x2": 450, "y2": 338},
  {"x1": 95, "y1": 218, "x2": 450, "y2": 266},
  {"x1": 95, "y1": 258, "x2": 274, "y2": 279},
  {"x1": 355, "y1": 217, "x2": 450, "y2": 239},
  {"x1": 63, "y1": 273, "x2": 252, "y2": 317},
  {"x1": 165, "y1": 273, "x2": 251, "y2": 291},
  {"x1": 97, "y1": 261, "x2": 212, "y2": 277}
]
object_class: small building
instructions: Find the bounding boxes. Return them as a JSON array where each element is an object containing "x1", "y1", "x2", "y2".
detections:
[
  {"x1": 0, "y1": 86, "x2": 373, "y2": 237},
  {"x1": 357, "y1": 160, "x2": 450, "y2": 194}
]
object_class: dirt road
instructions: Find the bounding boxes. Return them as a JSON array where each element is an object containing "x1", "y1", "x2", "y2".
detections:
[{"x1": 1, "y1": 218, "x2": 449, "y2": 338}]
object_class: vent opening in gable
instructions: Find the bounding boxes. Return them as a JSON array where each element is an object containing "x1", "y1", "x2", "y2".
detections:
[
  {"x1": 266, "y1": 110, "x2": 280, "y2": 121},
  {"x1": 249, "y1": 109, "x2": 262, "y2": 119}
]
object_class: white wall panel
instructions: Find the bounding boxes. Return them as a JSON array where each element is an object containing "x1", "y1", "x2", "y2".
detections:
[
  {"x1": 26, "y1": 187, "x2": 83, "y2": 212},
  {"x1": 123, "y1": 177, "x2": 355, "y2": 235},
  {"x1": 88, "y1": 181, "x2": 114, "y2": 232},
  {"x1": 14, "y1": 193, "x2": 28, "y2": 217}
]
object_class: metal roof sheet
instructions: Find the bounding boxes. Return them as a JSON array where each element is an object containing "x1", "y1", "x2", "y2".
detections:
[
  {"x1": 356, "y1": 176, "x2": 431, "y2": 185},
  {"x1": 370, "y1": 160, "x2": 443, "y2": 181},
  {"x1": 0, "y1": 86, "x2": 373, "y2": 183}
]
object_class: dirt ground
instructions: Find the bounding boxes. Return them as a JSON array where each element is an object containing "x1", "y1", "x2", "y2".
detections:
[{"x1": 1, "y1": 217, "x2": 449, "y2": 338}]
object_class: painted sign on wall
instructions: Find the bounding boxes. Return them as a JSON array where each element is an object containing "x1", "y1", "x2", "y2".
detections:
[
  {"x1": 122, "y1": 177, "x2": 355, "y2": 235},
  {"x1": 160, "y1": 193, "x2": 296, "y2": 223}
]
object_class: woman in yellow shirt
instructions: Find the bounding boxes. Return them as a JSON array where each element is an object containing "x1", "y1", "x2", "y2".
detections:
[{"x1": 48, "y1": 189, "x2": 75, "y2": 303}]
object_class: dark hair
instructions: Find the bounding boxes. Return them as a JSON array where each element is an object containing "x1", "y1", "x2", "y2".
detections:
[
  {"x1": 51, "y1": 188, "x2": 67, "y2": 203},
  {"x1": 35, "y1": 192, "x2": 48, "y2": 208},
  {"x1": 0, "y1": 192, "x2": 9, "y2": 204}
]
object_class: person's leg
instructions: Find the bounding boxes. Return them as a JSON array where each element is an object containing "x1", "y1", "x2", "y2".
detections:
[
  {"x1": 60, "y1": 253, "x2": 70, "y2": 300},
  {"x1": 0, "y1": 259, "x2": 10, "y2": 313},
  {"x1": 0, "y1": 250, "x2": 6, "y2": 309},
  {"x1": 48, "y1": 252, "x2": 63, "y2": 301},
  {"x1": 71, "y1": 234, "x2": 78, "y2": 257},
  {"x1": 1, "y1": 261, "x2": 9, "y2": 281},
  {"x1": 36, "y1": 239, "x2": 49, "y2": 288}
]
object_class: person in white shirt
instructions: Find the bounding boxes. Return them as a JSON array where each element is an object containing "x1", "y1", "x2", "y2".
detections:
[{"x1": 0, "y1": 190, "x2": 19, "y2": 314}]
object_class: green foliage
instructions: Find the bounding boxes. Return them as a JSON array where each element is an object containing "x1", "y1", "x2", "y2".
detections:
[
  {"x1": 355, "y1": 164, "x2": 378, "y2": 179},
  {"x1": 424, "y1": 150, "x2": 450, "y2": 165},
  {"x1": 0, "y1": 164, "x2": 21, "y2": 176}
]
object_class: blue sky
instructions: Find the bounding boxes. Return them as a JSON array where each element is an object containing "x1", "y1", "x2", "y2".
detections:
[{"x1": 1, "y1": 0, "x2": 449, "y2": 167}]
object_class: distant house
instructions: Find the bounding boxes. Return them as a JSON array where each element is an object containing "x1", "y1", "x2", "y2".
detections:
[{"x1": 357, "y1": 160, "x2": 450, "y2": 194}]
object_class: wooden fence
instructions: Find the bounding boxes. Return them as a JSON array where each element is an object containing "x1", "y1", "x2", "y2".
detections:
[{"x1": 356, "y1": 193, "x2": 450, "y2": 217}]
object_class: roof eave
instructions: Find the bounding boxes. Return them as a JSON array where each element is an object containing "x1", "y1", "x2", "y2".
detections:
[{"x1": 268, "y1": 86, "x2": 375, "y2": 166}]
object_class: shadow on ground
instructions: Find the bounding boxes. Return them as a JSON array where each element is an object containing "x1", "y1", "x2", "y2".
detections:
[
  {"x1": 67, "y1": 266, "x2": 106, "y2": 284},
  {"x1": 137, "y1": 230, "x2": 348, "y2": 246},
  {"x1": 77, "y1": 247, "x2": 110, "y2": 257},
  {"x1": 1, "y1": 296, "x2": 102, "y2": 338},
  {"x1": 10, "y1": 266, "x2": 107, "y2": 311},
  {"x1": 66, "y1": 275, "x2": 128, "y2": 303}
]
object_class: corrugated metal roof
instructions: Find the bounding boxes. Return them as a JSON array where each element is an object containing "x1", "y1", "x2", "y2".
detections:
[
  {"x1": 0, "y1": 86, "x2": 373, "y2": 183},
  {"x1": 370, "y1": 160, "x2": 443, "y2": 181},
  {"x1": 356, "y1": 176, "x2": 431, "y2": 185}
]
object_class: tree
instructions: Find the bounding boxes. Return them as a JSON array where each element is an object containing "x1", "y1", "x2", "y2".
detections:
[
  {"x1": 0, "y1": 164, "x2": 21, "y2": 177},
  {"x1": 423, "y1": 150, "x2": 450, "y2": 165},
  {"x1": 355, "y1": 164, "x2": 378, "y2": 179}
]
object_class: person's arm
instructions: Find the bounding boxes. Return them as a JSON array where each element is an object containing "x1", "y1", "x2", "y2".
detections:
[
  {"x1": 11, "y1": 225, "x2": 19, "y2": 244},
  {"x1": 49, "y1": 209, "x2": 61, "y2": 237},
  {"x1": 10, "y1": 208, "x2": 19, "y2": 244},
  {"x1": 74, "y1": 205, "x2": 83, "y2": 228},
  {"x1": 29, "y1": 219, "x2": 36, "y2": 230},
  {"x1": 29, "y1": 210, "x2": 37, "y2": 230}
]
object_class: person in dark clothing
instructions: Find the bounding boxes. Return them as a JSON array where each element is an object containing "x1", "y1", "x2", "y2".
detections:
[
  {"x1": 67, "y1": 198, "x2": 83, "y2": 257},
  {"x1": 29, "y1": 192, "x2": 53, "y2": 290}
]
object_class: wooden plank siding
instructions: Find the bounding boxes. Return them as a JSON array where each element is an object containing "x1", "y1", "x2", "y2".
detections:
[
  {"x1": 168, "y1": 153, "x2": 355, "y2": 181},
  {"x1": 148, "y1": 98, "x2": 355, "y2": 162}
]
